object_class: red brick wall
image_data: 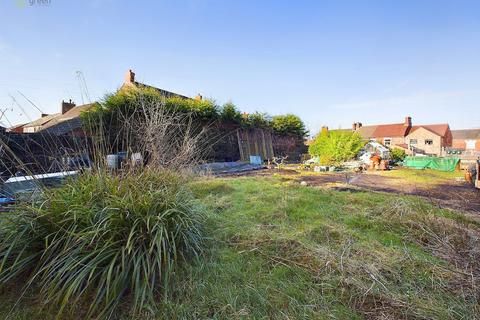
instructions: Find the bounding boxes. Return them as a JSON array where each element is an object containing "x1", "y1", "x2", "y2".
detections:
[
  {"x1": 452, "y1": 139, "x2": 466, "y2": 149},
  {"x1": 406, "y1": 127, "x2": 442, "y2": 156},
  {"x1": 452, "y1": 139, "x2": 480, "y2": 151},
  {"x1": 443, "y1": 129, "x2": 453, "y2": 147}
]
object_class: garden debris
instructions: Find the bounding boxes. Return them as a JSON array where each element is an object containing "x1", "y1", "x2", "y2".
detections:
[
  {"x1": 369, "y1": 154, "x2": 382, "y2": 169},
  {"x1": 465, "y1": 163, "x2": 476, "y2": 185},
  {"x1": 341, "y1": 160, "x2": 365, "y2": 172},
  {"x1": 3, "y1": 170, "x2": 78, "y2": 195},
  {"x1": 249, "y1": 155, "x2": 263, "y2": 165},
  {"x1": 196, "y1": 161, "x2": 265, "y2": 175},
  {"x1": 0, "y1": 196, "x2": 15, "y2": 212},
  {"x1": 359, "y1": 141, "x2": 390, "y2": 160},
  {"x1": 313, "y1": 165, "x2": 335, "y2": 172},
  {"x1": 379, "y1": 159, "x2": 389, "y2": 170}
]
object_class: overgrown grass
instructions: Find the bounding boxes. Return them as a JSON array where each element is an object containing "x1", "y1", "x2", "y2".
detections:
[
  {"x1": 1, "y1": 174, "x2": 479, "y2": 319},
  {"x1": 166, "y1": 176, "x2": 479, "y2": 319},
  {"x1": 0, "y1": 170, "x2": 205, "y2": 319}
]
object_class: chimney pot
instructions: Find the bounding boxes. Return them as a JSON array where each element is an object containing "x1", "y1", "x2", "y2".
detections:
[
  {"x1": 61, "y1": 99, "x2": 76, "y2": 114},
  {"x1": 125, "y1": 69, "x2": 135, "y2": 83},
  {"x1": 404, "y1": 116, "x2": 412, "y2": 127}
]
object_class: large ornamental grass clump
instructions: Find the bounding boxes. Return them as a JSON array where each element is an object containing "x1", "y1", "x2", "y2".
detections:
[{"x1": 0, "y1": 169, "x2": 205, "y2": 318}]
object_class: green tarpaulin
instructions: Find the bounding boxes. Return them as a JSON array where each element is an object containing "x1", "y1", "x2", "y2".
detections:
[{"x1": 403, "y1": 156, "x2": 460, "y2": 172}]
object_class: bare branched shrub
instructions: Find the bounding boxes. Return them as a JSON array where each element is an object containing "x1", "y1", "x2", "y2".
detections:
[
  {"x1": 132, "y1": 95, "x2": 210, "y2": 170},
  {"x1": 383, "y1": 198, "x2": 414, "y2": 217},
  {"x1": 82, "y1": 92, "x2": 214, "y2": 174}
]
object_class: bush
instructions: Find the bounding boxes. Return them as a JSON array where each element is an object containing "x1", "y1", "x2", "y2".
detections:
[
  {"x1": 81, "y1": 88, "x2": 311, "y2": 144},
  {"x1": 0, "y1": 170, "x2": 205, "y2": 318},
  {"x1": 390, "y1": 148, "x2": 406, "y2": 163},
  {"x1": 220, "y1": 102, "x2": 243, "y2": 124},
  {"x1": 244, "y1": 112, "x2": 271, "y2": 128},
  {"x1": 308, "y1": 130, "x2": 365, "y2": 165},
  {"x1": 81, "y1": 88, "x2": 219, "y2": 136},
  {"x1": 270, "y1": 114, "x2": 308, "y2": 138},
  {"x1": 165, "y1": 96, "x2": 219, "y2": 120}
]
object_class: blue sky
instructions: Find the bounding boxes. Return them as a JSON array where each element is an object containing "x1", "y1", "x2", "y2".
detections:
[{"x1": 0, "y1": 0, "x2": 479, "y2": 134}]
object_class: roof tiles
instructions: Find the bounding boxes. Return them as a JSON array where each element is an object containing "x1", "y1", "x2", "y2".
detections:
[
  {"x1": 371, "y1": 123, "x2": 410, "y2": 138},
  {"x1": 452, "y1": 129, "x2": 480, "y2": 140}
]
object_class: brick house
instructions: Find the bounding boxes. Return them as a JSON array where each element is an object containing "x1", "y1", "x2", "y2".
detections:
[
  {"x1": 8, "y1": 100, "x2": 94, "y2": 136},
  {"x1": 405, "y1": 124, "x2": 452, "y2": 156},
  {"x1": 352, "y1": 116, "x2": 452, "y2": 156},
  {"x1": 451, "y1": 129, "x2": 480, "y2": 151},
  {"x1": 10, "y1": 70, "x2": 193, "y2": 136},
  {"x1": 355, "y1": 117, "x2": 412, "y2": 148}
]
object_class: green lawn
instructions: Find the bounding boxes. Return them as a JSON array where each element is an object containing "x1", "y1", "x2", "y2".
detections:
[{"x1": 1, "y1": 175, "x2": 479, "y2": 319}]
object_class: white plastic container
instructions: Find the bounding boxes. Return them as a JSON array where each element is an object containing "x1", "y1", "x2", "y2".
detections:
[{"x1": 106, "y1": 154, "x2": 119, "y2": 169}]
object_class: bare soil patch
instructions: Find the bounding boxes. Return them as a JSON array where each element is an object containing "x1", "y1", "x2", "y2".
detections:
[
  {"x1": 229, "y1": 168, "x2": 480, "y2": 213},
  {"x1": 301, "y1": 172, "x2": 480, "y2": 213}
]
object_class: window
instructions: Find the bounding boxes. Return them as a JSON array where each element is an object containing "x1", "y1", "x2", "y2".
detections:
[
  {"x1": 410, "y1": 139, "x2": 417, "y2": 145},
  {"x1": 466, "y1": 140, "x2": 476, "y2": 150},
  {"x1": 425, "y1": 139, "x2": 433, "y2": 145},
  {"x1": 383, "y1": 138, "x2": 392, "y2": 147}
]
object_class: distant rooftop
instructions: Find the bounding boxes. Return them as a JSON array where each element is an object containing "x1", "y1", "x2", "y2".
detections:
[
  {"x1": 452, "y1": 128, "x2": 480, "y2": 140},
  {"x1": 350, "y1": 116, "x2": 450, "y2": 139},
  {"x1": 120, "y1": 69, "x2": 192, "y2": 100}
]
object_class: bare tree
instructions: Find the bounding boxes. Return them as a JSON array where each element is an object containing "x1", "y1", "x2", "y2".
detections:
[
  {"x1": 132, "y1": 96, "x2": 210, "y2": 170},
  {"x1": 86, "y1": 94, "x2": 212, "y2": 173}
]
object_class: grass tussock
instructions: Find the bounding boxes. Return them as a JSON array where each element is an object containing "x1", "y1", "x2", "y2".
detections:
[{"x1": 0, "y1": 169, "x2": 205, "y2": 318}]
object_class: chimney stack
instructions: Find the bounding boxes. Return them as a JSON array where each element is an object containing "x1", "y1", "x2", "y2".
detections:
[
  {"x1": 195, "y1": 93, "x2": 203, "y2": 101},
  {"x1": 61, "y1": 99, "x2": 76, "y2": 114},
  {"x1": 352, "y1": 122, "x2": 362, "y2": 130},
  {"x1": 125, "y1": 69, "x2": 135, "y2": 83},
  {"x1": 404, "y1": 116, "x2": 412, "y2": 127}
]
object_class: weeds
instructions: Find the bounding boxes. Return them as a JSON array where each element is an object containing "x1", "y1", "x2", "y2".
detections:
[
  {"x1": 181, "y1": 176, "x2": 480, "y2": 319},
  {"x1": 0, "y1": 169, "x2": 205, "y2": 318}
]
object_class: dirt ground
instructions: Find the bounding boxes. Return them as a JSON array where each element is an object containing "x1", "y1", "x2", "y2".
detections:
[{"x1": 228, "y1": 168, "x2": 480, "y2": 213}]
